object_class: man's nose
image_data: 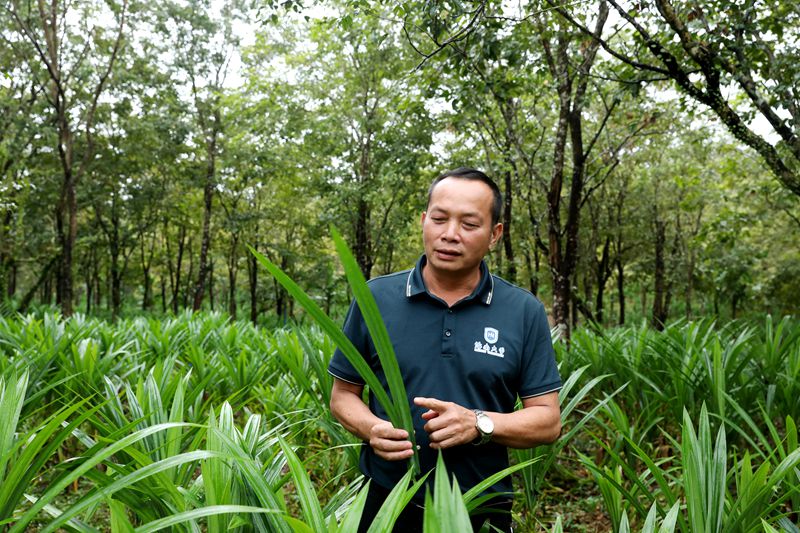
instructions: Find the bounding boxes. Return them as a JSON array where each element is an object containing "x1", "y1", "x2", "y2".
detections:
[{"x1": 441, "y1": 221, "x2": 460, "y2": 241}]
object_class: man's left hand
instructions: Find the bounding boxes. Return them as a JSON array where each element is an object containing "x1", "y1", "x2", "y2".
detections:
[{"x1": 413, "y1": 396, "x2": 479, "y2": 449}]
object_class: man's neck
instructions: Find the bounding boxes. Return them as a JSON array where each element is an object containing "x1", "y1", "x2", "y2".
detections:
[{"x1": 421, "y1": 263, "x2": 482, "y2": 307}]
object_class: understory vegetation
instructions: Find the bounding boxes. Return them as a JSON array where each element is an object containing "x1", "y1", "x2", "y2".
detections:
[{"x1": 1, "y1": 311, "x2": 798, "y2": 531}]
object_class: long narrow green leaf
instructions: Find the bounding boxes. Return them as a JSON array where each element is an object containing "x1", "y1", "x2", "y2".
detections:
[
  {"x1": 278, "y1": 436, "x2": 326, "y2": 532},
  {"x1": 134, "y1": 506, "x2": 280, "y2": 533},
  {"x1": 462, "y1": 457, "x2": 539, "y2": 510},
  {"x1": 248, "y1": 246, "x2": 393, "y2": 415},
  {"x1": 330, "y1": 227, "x2": 418, "y2": 469},
  {"x1": 108, "y1": 499, "x2": 135, "y2": 533},
  {"x1": 366, "y1": 469, "x2": 430, "y2": 533},
  {"x1": 423, "y1": 453, "x2": 472, "y2": 533},
  {"x1": 0, "y1": 372, "x2": 27, "y2": 486},
  {"x1": 249, "y1": 239, "x2": 419, "y2": 473},
  {"x1": 20, "y1": 495, "x2": 96, "y2": 533},
  {"x1": 336, "y1": 481, "x2": 370, "y2": 533}
]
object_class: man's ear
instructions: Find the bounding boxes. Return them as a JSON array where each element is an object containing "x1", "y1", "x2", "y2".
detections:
[
  {"x1": 421, "y1": 211, "x2": 427, "y2": 226},
  {"x1": 490, "y1": 223, "x2": 503, "y2": 248}
]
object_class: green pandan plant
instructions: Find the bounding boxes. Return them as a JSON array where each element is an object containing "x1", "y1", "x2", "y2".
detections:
[{"x1": 248, "y1": 227, "x2": 419, "y2": 474}]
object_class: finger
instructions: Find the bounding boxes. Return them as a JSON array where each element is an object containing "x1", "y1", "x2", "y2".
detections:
[
  {"x1": 427, "y1": 426, "x2": 456, "y2": 445},
  {"x1": 371, "y1": 423, "x2": 409, "y2": 440},
  {"x1": 428, "y1": 431, "x2": 469, "y2": 449},
  {"x1": 420, "y1": 409, "x2": 439, "y2": 420},
  {"x1": 371, "y1": 437, "x2": 413, "y2": 453},
  {"x1": 413, "y1": 397, "x2": 450, "y2": 412},
  {"x1": 376, "y1": 448, "x2": 415, "y2": 461},
  {"x1": 423, "y1": 418, "x2": 445, "y2": 434}
]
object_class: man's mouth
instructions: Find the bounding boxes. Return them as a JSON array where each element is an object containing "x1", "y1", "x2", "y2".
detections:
[{"x1": 435, "y1": 249, "x2": 461, "y2": 259}]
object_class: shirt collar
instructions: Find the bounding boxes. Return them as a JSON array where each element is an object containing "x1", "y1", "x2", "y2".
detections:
[{"x1": 405, "y1": 254, "x2": 494, "y2": 306}]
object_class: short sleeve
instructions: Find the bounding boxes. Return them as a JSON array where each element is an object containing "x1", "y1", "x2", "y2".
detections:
[
  {"x1": 518, "y1": 299, "x2": 562, "y2": 398},
  {"x1": 327, "y1": 299, "x2": 370, "y2": 385}
]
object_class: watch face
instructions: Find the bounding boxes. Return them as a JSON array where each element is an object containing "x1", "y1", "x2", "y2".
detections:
[{"x1": 477, "y1": 415, "x2": 494, "y2": 434}]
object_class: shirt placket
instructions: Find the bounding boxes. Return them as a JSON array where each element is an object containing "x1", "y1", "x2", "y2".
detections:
[{"x1": 442, "y1": 308, "x2": 456, "y2": 357}]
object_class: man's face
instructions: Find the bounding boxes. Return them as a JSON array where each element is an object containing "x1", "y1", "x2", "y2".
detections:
[{"x1": 422, "y1": 177, "x2": 503, "y2": 279}]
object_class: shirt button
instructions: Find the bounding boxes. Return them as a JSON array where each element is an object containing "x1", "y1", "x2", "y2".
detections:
[{"x1": 445, "y1": 330, "x2": 451, "y2": 337}]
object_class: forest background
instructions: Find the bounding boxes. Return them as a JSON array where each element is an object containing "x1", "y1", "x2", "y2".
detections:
[{"x1": 2, "y1": 0, "x2": 800, "y2": 334}]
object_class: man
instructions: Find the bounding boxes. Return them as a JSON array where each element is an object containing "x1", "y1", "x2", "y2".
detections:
[{"x1": 328, "y1": 168, "x2": 561, "y2": 532}]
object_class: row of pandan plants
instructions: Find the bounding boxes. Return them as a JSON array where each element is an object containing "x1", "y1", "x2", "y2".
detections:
[{"x1": 0, "y1": 308, "x2": 798, "y2": 531}]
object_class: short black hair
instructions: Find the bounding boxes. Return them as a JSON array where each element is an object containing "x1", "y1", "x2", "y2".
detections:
[{"x1": 427, "y1": 167, "x2": 503, "y2": 226}]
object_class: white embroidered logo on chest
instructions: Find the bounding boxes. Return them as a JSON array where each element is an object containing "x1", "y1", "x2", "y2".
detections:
[{"x1": 474, "y1": 327, "x2": 505, "y2": 357}]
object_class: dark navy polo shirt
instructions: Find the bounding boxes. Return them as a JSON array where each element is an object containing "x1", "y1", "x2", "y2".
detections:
[{"x1": 328, "y1": 255, "x2": 561, "y2": 502}]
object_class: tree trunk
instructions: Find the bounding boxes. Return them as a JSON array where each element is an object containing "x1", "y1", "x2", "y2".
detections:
[
  {"x1": 184, "y1": 239, "x2": 194, "y2": 309},
  {"x1": 616, "y1": 257, "x2": 625, "y2": 325},
  {"x1": 546, "y1": 58, "x2": 572, "y2": 334},
  {"x1": 686, "y1": 251, "x2": 695, "y2": 319},
  {"x1": 208, "y1": 258, "x2": 214, "y2": 311},
  {"x1": 248, "y1": 251, "x2": 258, "y2": 325},
  {"x1": 227, "y1": 234, "x2": 239, "y2": 318},
  {"x1": 93, "y1": 256, "x2": 101, "y2": 309},
  {"x1": 7, "y1": 260, "x2": 16, "y2": 299},
  {"x1": 274, "y1": 253, "x2": 289, "y2": 320},
  {"x1": 0, "y1": 209, "x2": 14, "y2": 299},
  {"x1": 275, "y1": 276, "x2": 284, "y2": 320},
  {"x1": 355, "y1": 196, "x2": 372, "y2": 279},
  {"x1": 84, "y1": 248, "x2": 93, "y2": 314},
  {"x1": 193, "y1": 120, "x2": 218, "y2": 310},
  {"x1": 541, "y1": 7, "x2": 608, "y2": 340},
  {"x1": 109, "y1": 205, "x2": 122, "y2": 320},
  {"x1": 594, "y1": 237, "x2": 611, "y2": 324},
  {"x1": 19, "y1": 256, "x2": 58, "y2": 313},
  {"x1": 502, "y1": 168, "x2": 516, "y2": 282},
  {"x1": 16, "y1": 0, "x2": 128, "y2": 316},
  {"x1": 169, "y1": 225, "x2": 186, "y2": 313},
  {"x1": 652, "y1": 219, "x2": 667, "y2": 329},
  {"x1": 140, "y1": 230, "x2": 155, "y2": 311},
  {"x1": 160, "y1": 275, "x2": 167, "y2": 313}
]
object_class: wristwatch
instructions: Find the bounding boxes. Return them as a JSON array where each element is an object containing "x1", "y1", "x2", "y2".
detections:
[{"x1": 472, "y1": 409, "x2": 494, "y2": 445}]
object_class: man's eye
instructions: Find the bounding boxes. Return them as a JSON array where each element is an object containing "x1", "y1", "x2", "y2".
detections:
[
  {"x1": 432, "y1": 218, "x2": 446, "y2": 223},
  {"x1": 463, "y1": 223, "x2": 478, "y2": 229}
]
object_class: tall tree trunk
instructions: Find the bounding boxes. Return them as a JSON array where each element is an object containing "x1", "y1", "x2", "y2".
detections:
[
  {"x1": 686, "y1": 250, "x2": 695, "y2": 319},
  {"x1": 616, "y1": 257, "x2": 625, "y2": 325},
  {"x1": 160, "y1": 275, "x2": 166, "y2": 313},
  {"x1": 546, "y1": 50, "x2": 572, "y2": 334},
  {"x1": 652, "y1": 219, "x2": 667, "y2": 329},
  {"x1": 274, "y1": 276, "x2": 284, "y2": 320},
  {"x1": 12, "y1": 0, "x2": 128, "y2": 316},
  {"x1": 208, "y1": 258, "x2": 214, "y2": 311},
  {"x1": 594, "y1": 237, "x2": 611, "y2": 324},
  {"x1": 84, "y1": 248, "x2": 93, "y2": 314},
  {"x1": 502, "y1": 168, "x2": 516, "y2": 282},
  {"x1": 540, "y1": 6, "x2": 609, "y2": 340},
  {"x1": 193, "y1": 109, "x2": 220, "y2": 311},
  {"x1": 7, "y1": 260, "x2": 16, "y2": 299},
  {"x1": 169, "y1": 225, "x2": 186, "y2": 313},
  {"x1": 93, "y1": 256, "x2": 101, "y2": 309},
  {"x1": 20, "y1": 256, "x2": 57, "y2": 312},
  {"x1": 0, "y1": 209, "x2": 14, "y2": 299},
  {"x1": 354, "y1": 196, "x2": 372, "y2": 279},
  {"x1": 184, "y1": 239, "x2": 194, "y2": 309},
  {"x1": 248, "y1": 251, "x2": 258, "y2": 325},
  {"x1": 227, "y1": 235, "x2": 239, "y2": 319},
  {"x1": 109, "y1": 206, "x2": 122, "y2": 320}
]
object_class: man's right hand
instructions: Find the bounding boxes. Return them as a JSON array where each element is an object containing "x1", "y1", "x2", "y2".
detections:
[
  {"x1": 330, "y1": 378, "x2": 415, "y2": 462},
  {"x1": 368, "y1": 421, "x2": 414, "y2": 461}
]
